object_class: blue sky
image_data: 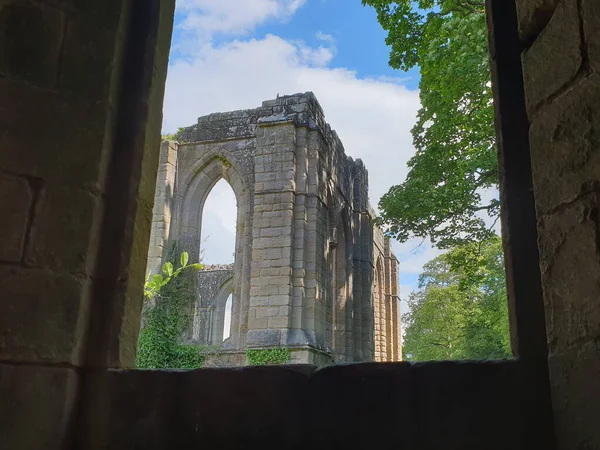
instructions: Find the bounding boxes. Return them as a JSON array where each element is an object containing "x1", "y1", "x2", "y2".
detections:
[
  {"x1": 163, "y1": 0, "x2": 442, "y2": 306},
  {"x1": 170, "y1": 0, "x2": 421, "y2": 87},
  {"x1": 251, "y1": 1, "x2": 421, "y2": 89}
]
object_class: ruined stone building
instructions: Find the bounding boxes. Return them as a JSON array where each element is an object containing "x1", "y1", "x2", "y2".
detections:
[
  {"x1": 2, "y1": 1, "x2": 600, "y2": 450},
  {"x1": 146, "y1": 93, "x2": 401, "y2": 365}
]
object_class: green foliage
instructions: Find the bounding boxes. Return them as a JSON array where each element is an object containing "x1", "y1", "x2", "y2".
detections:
[
  {"x1": 143, "y1": 251, "x2": 202, "y2": 299},
  {"x1": 363, "y1": 0, "x2": 497, "y2": 248},
  {"x1": 246, "y1": 348, "x2": 290, "y2": 365},
  {"x1": 137, "y1": 249, "x2": 205, "y2": 369},
  {"x1": 402, "y1": 236, "x2": 511, "y2": 361},
  {"x1": 161, "y1": 127, "x2": 186, "y2": 142}
]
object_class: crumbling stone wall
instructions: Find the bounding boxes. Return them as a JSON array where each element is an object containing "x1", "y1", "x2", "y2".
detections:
[
  {"x1": 513, "y1": 0, "x2": 600, "y2": 448},
  {"x1": 147, "y1": 93, "x2": 401, "y2": 365},
  {"x1": 373, "y1": 225, "x2": 402, "y2": 362},
  {"x1": 0, "y1": 0, "x2": 177, "y2": 447},
  {"x1": 186, "y1": 266, "x2": 233, "y2": 346}
]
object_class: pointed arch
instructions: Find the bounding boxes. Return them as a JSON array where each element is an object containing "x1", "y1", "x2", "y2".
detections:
[
  {"x1": 177, "y1": 150, "x2": 247, "y2": 263},
  {"x1": 200, "y1": 178, "x2": 237, "y2": 264},
  {"x1": 174, "y1": 147, "x2": 251, "y2": 350},
  {"x1": 210, "y1": 274, "x2": 234, "y2": 344},
  {"x1": 223, "y1": 294, "x2": 233, "y2": 341}
]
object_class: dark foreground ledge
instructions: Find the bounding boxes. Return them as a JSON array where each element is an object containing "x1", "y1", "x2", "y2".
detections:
[{"x1": 2, "y1": 360, "x2": 552, "y2": 450}]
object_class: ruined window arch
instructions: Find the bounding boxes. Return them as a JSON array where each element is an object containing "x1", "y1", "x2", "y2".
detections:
[
  {"x1": 208, "y1": 276, "x2": 234, "y2": 345},
  {"x1": 174, "y1": 152, "x2": 250, "y2": 350},
  {"x1": 177, "y1": 154, "x2": 245, "y2": 263},
  {"x1": 223, "y1": 293, "x2": 233, "y2": 341},
  {"x1": 199, "y1": 178, "x2": 237, "y2": 265}
]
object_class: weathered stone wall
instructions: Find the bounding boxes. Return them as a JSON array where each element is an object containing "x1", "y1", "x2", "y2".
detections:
[
  {"x1": 514, "y1": 0, "x2": 600, "y2": 448},
  {"x1": 186, "y1": 267, "x2": 233, "y2": 346},
  {"x1": 0, "y1": 1, "x2": 575, "y2": 449},
  {"x1": 0, "y1": 0, "x2": 176, "y2": 447},
  {"x1": 147, "y1": 93, "x2": 400, "y2": 365},
  {"x1": 373, "y1": 225, "x2": 402, "y2": 362}
]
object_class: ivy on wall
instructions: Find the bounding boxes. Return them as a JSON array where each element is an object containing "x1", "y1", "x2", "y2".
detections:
[
  {"x1": 246, "y1": 348, "x2": 290, "y2": 366},
  {"x1": 137, "y1": 246, "x2": 205, "y2": 369},
  {"x1": 137, "y1": 245, "x2": 293, "y2": 369}
]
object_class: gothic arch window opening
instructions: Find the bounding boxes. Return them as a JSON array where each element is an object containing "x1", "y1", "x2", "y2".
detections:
[
  {"x1": 199, "y1": 178, "x2": 237, "y2": 266},
  {"x1": 223, "y1": 293, "x2": 233, "y2": 341}
]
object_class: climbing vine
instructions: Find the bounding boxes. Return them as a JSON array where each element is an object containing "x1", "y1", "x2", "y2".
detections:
[
  {"x1": 137, "y1": 247, "x2": 205, "y2": 369},
  {"x1": 246, "y1": 348, "x2": 290, "y2": 366},
  {"x1": 143, "y1": 251, "x2": 202, "y2": 299}
]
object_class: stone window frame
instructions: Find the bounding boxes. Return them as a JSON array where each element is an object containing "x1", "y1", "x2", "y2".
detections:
[
  {"x1": 96, "y1": 0, "x2": 548, "y2": 372},
  {"x1": 210, "y1": 276, "x2": 234, "y2": 345},
  {"x1": 175, "y1": 150, "x2": 249, "y2": 349},
  {"x1": 486, "y1": 0, "x2": 548, "y2": 367}
]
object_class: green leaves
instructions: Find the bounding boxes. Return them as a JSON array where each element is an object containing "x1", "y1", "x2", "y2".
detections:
[
  {"x1": 364, "y1": 0, "x2": 507, "y2": 363},
  {"x1": 137, "y1": 247, "x2": 205, "y2": 369},
  {"x1": 363, "y1": 0, "x2": 497, "y2": 248},
  {"x1": 246, "y1": 348, "x2": 290, "y2": 365},
  {"x1": 162, "y1": 262, "x2": 174, "y2": 277},
  {"x1": 403, "y1": 237, "x2": 511, "y2": 361},
  {"x1": 180, "y1": 251, "x2": 189, "y2": 268},
  {"x1": 153, "y1": 274, "x2": 164, "y2": 284},
  {"x1": 143, "y1": 251, "x2": 201, "y2": 300}
]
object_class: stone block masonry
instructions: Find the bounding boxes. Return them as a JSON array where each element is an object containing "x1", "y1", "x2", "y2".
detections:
[{"x1": 146, "y1": 92, "x2": 401, "y2": 365}]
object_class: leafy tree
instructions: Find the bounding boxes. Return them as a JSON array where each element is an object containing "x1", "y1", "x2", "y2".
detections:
[
  {"x1": 161, "y1": 127, "x2": 187, "y2": 142},
  {"x1": 402, "y1": 236, "x2": 511, "y2": 360},
  {"x1": 362, "y1": 0, "x2": 498, "y2": 248}
]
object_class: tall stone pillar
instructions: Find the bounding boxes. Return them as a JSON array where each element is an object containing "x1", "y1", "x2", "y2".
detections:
[
  {"x1": 146, "y1": 140, "x2": 178, "y2": 275},
  {"x1": 390, "y1": 255, "x2": 402, "y2": 360},
  {"x1": 247, "y1": 120, "x2": 297, "y2": 348}
]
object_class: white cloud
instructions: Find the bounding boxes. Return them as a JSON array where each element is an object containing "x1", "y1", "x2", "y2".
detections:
[
  {"x1": 295, "y1": 39, "x2": 336, "y2": 67},
  {"x1": 164, "y1": 6, "x2": 425, "y2": 289},
  {"x1": 163, "y1": 35, "x2": 420, "y2": 209},
  {"x1": 200, "y1": 179, "x2": 237, "y2": 265},
  {"x1": 175, "y1": 0, "x2": 306, "y2": 49},
  {"x1": 315, "y1": 31, "x2": 335, "y2": 44}
]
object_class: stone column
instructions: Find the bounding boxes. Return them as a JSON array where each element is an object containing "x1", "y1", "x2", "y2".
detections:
[
  {"x1": 390, "y1": 254, "x2": 401, "y2": 361},
  {"x1": 352, "y1": 211, "x2": 365, "y2": 361},
  {"x1": 293, "y1": 127, "x2": 319, "y2": 348},
  {"x1": 146, "y1": 140, "x2": 178, "y2": 275},
  {"x1": 247, "y1": 120, "x2": 297, "y2": 348},
  {"x1": 358, "y1": 211, "x2": 375, "y2": 362},
  {"x1": 381, "y1": 265, "x2": 389, "y2": 361},
  {"x1": 308, "y1": 131, "x2": 330, "y2": 352}
]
